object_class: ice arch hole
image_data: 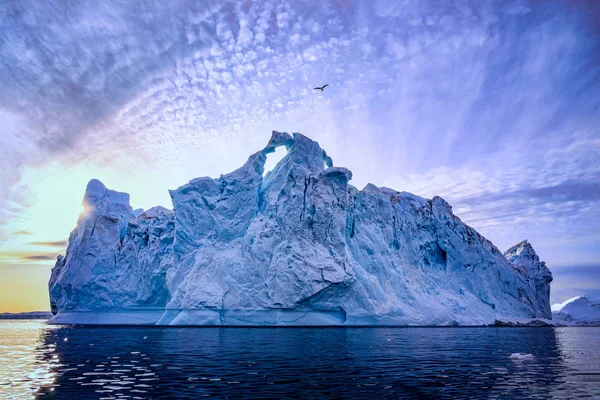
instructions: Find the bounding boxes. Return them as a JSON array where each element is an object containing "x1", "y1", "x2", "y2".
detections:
[{"x1": 263, "y1": 146, "x2": 288, "y2": 176}]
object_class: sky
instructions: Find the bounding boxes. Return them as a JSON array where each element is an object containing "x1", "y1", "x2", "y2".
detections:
[{"x1": 0, "y1": 0, "x2": 598, "y2": 312}]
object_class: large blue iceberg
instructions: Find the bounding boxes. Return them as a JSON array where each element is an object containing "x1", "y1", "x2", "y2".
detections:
[{"x1": 49, "y1": 132, "x2": 552, "y2": 326}]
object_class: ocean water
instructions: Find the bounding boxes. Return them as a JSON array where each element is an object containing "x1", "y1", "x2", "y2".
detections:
[{"x1": 1, "y1": 321, "x2": 599, "y2": 399}]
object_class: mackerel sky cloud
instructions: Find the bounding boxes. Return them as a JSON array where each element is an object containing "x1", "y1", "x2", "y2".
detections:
[{"x1": 0, "y1": 0, "x2": 598, "y2": 310}]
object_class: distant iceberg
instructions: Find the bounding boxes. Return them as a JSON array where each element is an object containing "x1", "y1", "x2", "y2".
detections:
[
  {"x1": 48, "y1": 131, "x2": 553, "y2": 326},
  {"x1": 552, "y1": 296, "x2": 600, "y2": 325}
]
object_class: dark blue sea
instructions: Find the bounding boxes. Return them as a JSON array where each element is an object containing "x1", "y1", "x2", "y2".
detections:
[{"x1": 1, "y1": 321, "x2": 599, "y2": 399}]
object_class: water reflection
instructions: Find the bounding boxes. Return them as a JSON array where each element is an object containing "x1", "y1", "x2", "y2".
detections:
[
  {"x1": 0, "y1": 321, "x2": 58, "y2": 398},
  {"x1": 1, "y1": 322, "x2": 599, "y2": 399},
  {"x1": 551, "y1": 328, "x2": 600, "y2": 398}
]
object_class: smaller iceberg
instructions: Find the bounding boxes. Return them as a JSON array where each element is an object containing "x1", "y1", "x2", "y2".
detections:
[{"x1": 551, "y1": 296, "x2": 600, "y2": 325}]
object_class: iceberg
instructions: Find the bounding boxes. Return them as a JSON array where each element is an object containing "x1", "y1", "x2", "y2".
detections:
[
  {"x1": 49, "y1": 131, "x2": 553, "y2": 326},
  {"x1": 551, "y1": 296, "x2": 600, "y2": 325}
]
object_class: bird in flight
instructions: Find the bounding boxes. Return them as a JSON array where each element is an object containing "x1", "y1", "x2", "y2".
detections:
[{"x1": 314, "y1": 84, "x2": 329, "y2": 91}]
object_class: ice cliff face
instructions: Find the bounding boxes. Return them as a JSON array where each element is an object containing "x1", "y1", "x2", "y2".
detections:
[{"x1": 49, "y1": 132, "x2": 553, "y2": 326}]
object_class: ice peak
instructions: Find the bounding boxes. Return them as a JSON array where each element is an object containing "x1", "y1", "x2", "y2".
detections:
[
  {"x1": 84, "y1": 179, "x2": 107, "y2": 204},
  {"x1": 140, "y1": 206, "x2": 174, "y2": 219},
  {"x1": 504, "y1": 240, "x2": 547, "y2": 272},
  {"x1": 79, "y1": 179, "x2": 133, "y2": 235},
  {"x1": 288, "y1": 132, "x2": 331, "y2": 170},
  {"x1": 264, "y1": 130, "x2": 293, "y2": 152},
  {"x1": 505, "y1": 240, "x2": 532, "y2": 256},
  {"x1": 362, "y1": 183, "x2": 381, "y2": 193}
]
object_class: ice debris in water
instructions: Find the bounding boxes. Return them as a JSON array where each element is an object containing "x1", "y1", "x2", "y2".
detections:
[
  {"x1": 509, "y1": 353, "x2": 535, "y2": 360},
  {"x1": 48, "y1": 131, "x2": 553, "y2": 326}
]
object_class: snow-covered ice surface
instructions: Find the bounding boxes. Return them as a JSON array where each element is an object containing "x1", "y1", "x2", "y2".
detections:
[
  {"x1": 49, "y1": 132, "x2": 553, "y2": 326},
  {"x1": 551, "y1": 296, "x2": 600, "y2": 325}
]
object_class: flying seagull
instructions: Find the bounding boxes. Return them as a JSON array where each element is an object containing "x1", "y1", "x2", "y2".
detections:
[{"x1": 314, "y1": 84, "x2": 329, "y2": 91}]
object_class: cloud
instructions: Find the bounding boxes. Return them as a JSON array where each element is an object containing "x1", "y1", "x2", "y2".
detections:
[
  {"x1": 29, "y1": 241, "x2": 68, "y2": 248},
  {"x1": 0, "y1": 250, "x2": 60, "y2": 263},
  {"x1": 462, "y1": 180, "x2": 600, "y2": 207},
  {"x1": 21, "y1": 254, "x2": 60, "y2": 261},
  {"x1": 383, "y1": 132, "x2": 600, "y2": 263}
]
